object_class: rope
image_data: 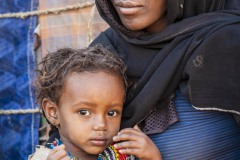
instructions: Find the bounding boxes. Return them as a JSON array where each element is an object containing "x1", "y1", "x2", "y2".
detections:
[
  {"x1": 0, "y1": 2, "x2": 95, "y2": 19},
  {"x1": 87, "y1": 4, "x2": 96, "y2": 45},
  {"x1": 0, "y1": 108, "x2": 41, "y2": 115}
]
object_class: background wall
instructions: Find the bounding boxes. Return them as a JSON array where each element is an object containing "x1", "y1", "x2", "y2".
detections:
[{"x1": 0, "y1": 0, "x2": 40, "y2": 159}]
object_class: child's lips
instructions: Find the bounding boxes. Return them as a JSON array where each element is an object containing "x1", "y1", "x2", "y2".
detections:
[{"x1": 90, "y1": 138, "x2": 108, "y2": 146}]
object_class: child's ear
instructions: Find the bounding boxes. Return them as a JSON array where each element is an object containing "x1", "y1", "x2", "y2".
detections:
[{"x1": 42, "y1": 98, "x2": 60, "y2": 126}]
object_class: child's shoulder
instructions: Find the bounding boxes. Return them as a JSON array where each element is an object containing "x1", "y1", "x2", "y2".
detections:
[{"x1": 28, "y1": 145, "x2": 51, "y2": 160}]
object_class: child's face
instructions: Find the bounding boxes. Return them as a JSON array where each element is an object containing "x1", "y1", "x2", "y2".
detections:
[{"x1": 56, "y1": 71, "x2": 125, "y2": 156}]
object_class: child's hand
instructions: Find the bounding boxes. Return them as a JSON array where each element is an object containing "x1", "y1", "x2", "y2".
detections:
[
  {"x1": 46, "y1": 144, "x2": 70, "y2": 160},
  {"x1": 113, "y1": 125, "x2": 162, "y2": 160}
]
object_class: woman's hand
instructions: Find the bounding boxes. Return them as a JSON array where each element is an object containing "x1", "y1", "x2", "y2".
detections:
[
  {"x1": 113, "y1": 125, "x2": 162, "y2": 160},
  {"x1": 46, "y1": 144, "x2": 70, "y2": 160}
]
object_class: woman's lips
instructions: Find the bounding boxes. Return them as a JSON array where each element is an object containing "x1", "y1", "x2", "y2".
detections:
[
  {"x1": 115, "y1": 2, "x2": 143, "y2": 15},
  {"x1": 116, "y1": 1, "x2": 141, "y2": 8}
]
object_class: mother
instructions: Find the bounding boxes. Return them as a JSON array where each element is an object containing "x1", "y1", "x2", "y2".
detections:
[{"x1": 91, "y1": 0, "x2": 240, "y2": 159}]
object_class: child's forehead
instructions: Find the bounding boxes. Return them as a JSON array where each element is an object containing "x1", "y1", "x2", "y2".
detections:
[
  {"x1": 58, "y1": 71, "x2": 125, "y2": 109},
  {"x1": 66, "y1": 70, "x2": 120, "y2": 80},
  {"x1": 63, "y1": 71, "x2": 124, "y2": 92}
]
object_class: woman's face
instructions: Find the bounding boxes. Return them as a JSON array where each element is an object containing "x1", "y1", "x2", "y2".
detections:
[{"x1": 111, "y1": 0, "x2": 167, "y2": 33}]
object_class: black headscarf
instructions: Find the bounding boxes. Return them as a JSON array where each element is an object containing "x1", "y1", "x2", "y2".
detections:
[
  {"x1": 92, "y1": 0, "x2": 240, "y2": 128},
  {"x1": 167, "y1": 0, "x2": 225, "y2": 23}
]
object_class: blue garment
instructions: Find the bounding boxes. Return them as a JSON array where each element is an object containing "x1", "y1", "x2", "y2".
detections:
[{"x1": 149, "y1": 90, "x2": 240, "y2": 160}]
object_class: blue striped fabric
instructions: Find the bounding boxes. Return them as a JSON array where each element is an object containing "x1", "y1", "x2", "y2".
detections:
[{"x1": 149, "y1": 90, "x2": 240, "y2": 160}]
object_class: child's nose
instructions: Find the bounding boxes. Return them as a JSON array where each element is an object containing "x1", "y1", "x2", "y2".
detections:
[{"x1": 93, "y1": 115, "x2": 108, "y2": 131}]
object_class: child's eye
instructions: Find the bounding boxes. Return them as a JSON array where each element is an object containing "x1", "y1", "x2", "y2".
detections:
[
  {"x1": 107, "y1": 110, "x2": 118, "y2": 117},
  {"x1": 79, "y1": 110, "x2": 91, "y2": 116}
]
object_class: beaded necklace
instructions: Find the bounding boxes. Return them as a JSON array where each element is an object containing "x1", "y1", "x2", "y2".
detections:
[{"x1": 49, "y1": 138, "x2": 134, "y2": 160}]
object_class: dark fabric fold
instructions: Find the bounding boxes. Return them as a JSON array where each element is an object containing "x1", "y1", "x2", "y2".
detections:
[{"x1": 167, "y1": 0, "x2": 225, "y2": 23}]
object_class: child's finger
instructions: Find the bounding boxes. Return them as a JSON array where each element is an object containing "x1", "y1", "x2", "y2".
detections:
[
  {"x1": 53, "y1": 149, "x2": 68, "y2": 159},
  {"x1": 133, "y1": 125, "x2": 141, "y2": 131},
  {"x1": 47, "y1": 145, "x2": 69, "y2": 160},
  {"x1": 113, "y1": 128, "x2": 145, "y2": 143},
  {"x1": 118, "y1": 127, "x2": 142, "y2": 135},
  {"x1": 117, "y1": 147, "x2": 139, "y2": 156},
  {"x1": 113, "y1": 140, "x2": 138, "y2": 149},
  {"x1": 61, "y1": 157, "x2": 71, "y2": 160},
  {"x1": 47, "y1": 151, "x2": 68, "y2": 160},
  {"x1": 51, "y1": 144, "x2": 65, "y2": 153}
]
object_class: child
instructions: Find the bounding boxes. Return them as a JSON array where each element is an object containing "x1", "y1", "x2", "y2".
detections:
[{"x1": 29, "y1": 45, "x2": 161, "y2": 160}]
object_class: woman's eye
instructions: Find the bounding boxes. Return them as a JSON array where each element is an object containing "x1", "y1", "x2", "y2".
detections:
[
  {"x1": 107, "y1": 110, "x2": 118, "y2": 117},
  {"x1": 79, "y1": 110, "x2": 90, "y2": 116}
]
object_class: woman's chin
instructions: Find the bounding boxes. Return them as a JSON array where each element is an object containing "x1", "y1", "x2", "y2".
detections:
[{"x1": 123, "y1": 23, "x2": 143, "y2": 31}]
